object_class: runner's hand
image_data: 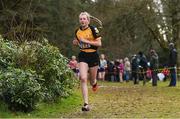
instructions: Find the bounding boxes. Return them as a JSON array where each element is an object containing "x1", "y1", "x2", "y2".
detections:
[{"x1": 73, "y1": 38, "x2": 79, "y2": 45}]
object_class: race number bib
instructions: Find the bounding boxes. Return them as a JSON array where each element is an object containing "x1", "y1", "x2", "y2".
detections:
[{"x1": 79, "y1": 41, "x2": 91, "y2": 49}]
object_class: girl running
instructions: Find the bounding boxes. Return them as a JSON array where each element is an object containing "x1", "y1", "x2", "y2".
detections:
[{"x1": 73, "y1": 12, "x2": 102, "y2": 111}]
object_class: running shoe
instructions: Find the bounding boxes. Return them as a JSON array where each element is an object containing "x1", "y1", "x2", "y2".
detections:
[
  {"x1": 92, "y1": 83, "x2": 98, "y2": 92},
  {"x1": 82, "y1": 103, "x2": 90, "y2": 111}
]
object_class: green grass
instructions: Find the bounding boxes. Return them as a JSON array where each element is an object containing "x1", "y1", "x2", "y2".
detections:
[
  {"x1": 66, "y1": 80, "x2": 180, "y2": 118},
  {"x1": 1, "y1": 80, "x2": 180, "y2": 118},
  {"x1": 0, "y1": 90, "x2": 82, "y2": 118}
]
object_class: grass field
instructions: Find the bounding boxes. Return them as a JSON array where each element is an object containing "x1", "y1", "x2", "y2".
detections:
[
  {"x1": 0, "y1": 92, "x2": 82, "y2": 118},
  {"x1": 65, "y1": 80, "x2": 180, "y2": 118},
  {"x1": 0, "y1": 80, "x2": 180, "y2": 118}
]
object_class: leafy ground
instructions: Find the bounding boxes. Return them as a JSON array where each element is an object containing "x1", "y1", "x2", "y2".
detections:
[
  {"x1": 1, "y1": 80, "x2": 180, "y2": 118},
  {"x1": 64, "y1": 80, "x2": 180, "y2": 118}
]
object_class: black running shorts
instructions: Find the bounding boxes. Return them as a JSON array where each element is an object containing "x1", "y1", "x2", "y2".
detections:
[{"x1": 78, "y1": 51, "x2": 99, "y2": 67}]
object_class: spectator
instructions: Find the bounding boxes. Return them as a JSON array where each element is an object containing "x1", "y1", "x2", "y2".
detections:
[
  {"x1": 146, "y1": 67, "x2": 152, "y2": 82},
  {"x1": 114, "y1": 59, "x2": 120, "y2": 82},
  {"x1": 98, "y1": 54, "x2": 107, "y2": 81},
  {"x1": 131, "y1": 54, "x2": 139, "y2": 84},
  {"x1": 106, "y1": 61, "x2": 116, "y2": 82},
  {"x1": 168, "y1": 43, "x2": 177, "y2": 87},
  {"x1": 149, "y1": 49, "x2": 159, "y2": 86},
  {"x1": 137, "y1": 51, "x2": 148, "y2": 85},
  {"x1": 68, "y1": 55, "x2": 78, "y2": 76},
  {"x1": 124, "y1": 57, "x2": 131, "y2": 82},
  {"x1": 161, "y1": 65, "x2": 170, "y2": 82},
  {"x1": 118, "y1": 59, "x2": 124, "y2": 82}
]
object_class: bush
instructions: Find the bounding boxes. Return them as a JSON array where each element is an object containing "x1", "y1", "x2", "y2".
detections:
[
  {"x1": 0, "y1": 37, "x2": 78, "y2": 111},
  {"x1": 35, "y1": 44, "x2": 78, "y2": 101},
  {"x1": 0, "y1": 68, "x2": 43, "y2": 112},
  {"x1": 0, "y1": 38, "x2": 17, "y2": 69}
]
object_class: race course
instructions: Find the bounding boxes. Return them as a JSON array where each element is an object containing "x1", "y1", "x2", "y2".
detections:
[{"x1": 64, "y1": 81, "x2": 180, "y2": 118}]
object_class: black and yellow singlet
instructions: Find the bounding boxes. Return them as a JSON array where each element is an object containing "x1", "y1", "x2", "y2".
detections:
[{"x1": 75, "y1": 25, "x2": 101, "y2": 53}]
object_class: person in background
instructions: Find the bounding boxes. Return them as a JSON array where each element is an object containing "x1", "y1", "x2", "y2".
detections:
[
  {"x1": 131, "y1": 54, "x2": 139, "y2": 84},
  {"x1": 118, "y1": 59, "x2": 124, "y2": 82},
  {"x1": 106, "y1": 61, "x2": 116, "y2": 82},
  {"x1": 168, "y1": 43, "x2": 177, "y2": 87},
  {"x1": 146, "y1": 67, "x2": 152, "y2": 82},
  {"x1": 98, "y1": 54, "x2": 107, "y2": 81},
  {"x1": 114, "y1": 59, "x2": 120, "y2": 82},
  {"x1": 161, "y1": 65, "x2": 170, "y2": 82},
  {"x1": 68, "y1": 55, "x2": 79, "y2": 76},
  {"x1": 149, "y1": 49, "x2": 159, "y2": 86},
  {"x1": 124, "y1": 57, "x2": 131, "y2": 82},
  {"x1": 73, "y1": 11, "x2": 102, "y2": 111},
  {"x1": 137, "y1": 51, "x2": 148, "y2": 85}
]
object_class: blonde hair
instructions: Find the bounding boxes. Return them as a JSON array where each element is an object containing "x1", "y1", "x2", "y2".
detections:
[
  {"x1": 72, "y1": 55, "x2": 76, "y2": 60},
  {"x1": 124, "y1": 57, "x2": 129, "y2": 61},
  {"x1": 79, "y1": 11, "x2": 103, "y2": 28},
  {"x1": 100, "y1": 54, "x2": 105, "y2": 59}
]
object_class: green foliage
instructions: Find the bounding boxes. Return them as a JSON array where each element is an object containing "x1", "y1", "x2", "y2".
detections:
[
  {"x1": 0, "y1": 37, "x2": 17, "y2": 69},
  {"x1": 0, "y1": 68, "x2": 43, "y2": 112},
  {"x1": 35, "y1": 43, "x2": 78, "y2": 101},
  {"x1": 0, "y1": 36, "x2": 78, "y2": 112},
  {"x1": 0, "y1": 0, "x2": 179, "y2": 61}
]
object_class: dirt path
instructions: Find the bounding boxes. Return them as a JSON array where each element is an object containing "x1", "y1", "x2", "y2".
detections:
[{"x1": 63, "y1": 82, "x2": 180, "y2": 118}]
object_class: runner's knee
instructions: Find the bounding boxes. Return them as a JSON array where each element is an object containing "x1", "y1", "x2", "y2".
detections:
[{"x1": 80, "y1": 76, "x2": 87, "y2": 83}]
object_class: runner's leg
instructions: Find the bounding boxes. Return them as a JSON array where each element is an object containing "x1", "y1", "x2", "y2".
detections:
[{"x1": 79, "y1": 62, "x2": 89, "y2": 104}]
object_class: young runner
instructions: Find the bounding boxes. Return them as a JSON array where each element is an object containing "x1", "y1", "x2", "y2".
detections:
[{"x1": 72, "y1": 11, "x2": 102, "y2": 111}]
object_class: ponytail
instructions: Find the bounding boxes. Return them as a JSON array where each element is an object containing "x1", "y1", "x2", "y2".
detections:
[{"x1": 90, "y1": 15, "x2": 103, "y2": 29}]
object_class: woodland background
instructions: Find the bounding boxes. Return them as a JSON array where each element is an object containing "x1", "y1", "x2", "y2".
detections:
[{"x1": 0, "y1": 0, "x2": 179, "y2": 65}]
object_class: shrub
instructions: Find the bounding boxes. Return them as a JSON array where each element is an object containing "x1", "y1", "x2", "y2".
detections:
[
  {"x1": 0, "y1": 37, "x2": 78, "y2": 111},
  {"x1": 0, "y1": 38, "x2": 17, "y2": 69},
  {"x1": 35, "y1": 44, "x2": 78, "y2": 101},
  {"x1": 0, "y1": 68, "x2": 43, "y2": 112}
]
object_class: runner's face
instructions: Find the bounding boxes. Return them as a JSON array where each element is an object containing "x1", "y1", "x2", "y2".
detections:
[{"x1": 79, "y1": 15, "x2": 89, "y2": 28}]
